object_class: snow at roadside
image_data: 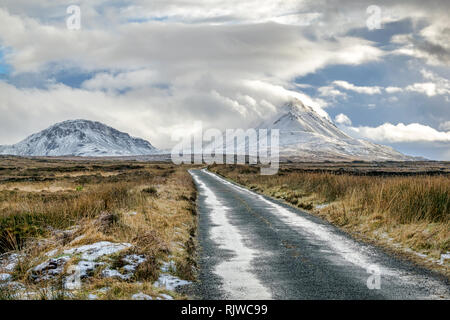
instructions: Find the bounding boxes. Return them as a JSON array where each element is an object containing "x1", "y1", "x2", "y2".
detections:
[{"x1": 191, "y1": 170, "x2": 273, "y2": 300}]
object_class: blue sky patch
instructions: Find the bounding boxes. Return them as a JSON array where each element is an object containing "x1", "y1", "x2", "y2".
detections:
[{"x1": 0, "y1": 49, "x2": 11, "y2": 75}]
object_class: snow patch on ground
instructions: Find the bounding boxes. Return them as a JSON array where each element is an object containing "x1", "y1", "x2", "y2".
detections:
[
  {"x1": 0, "y1": 253, "x2": 23, "y2": 272},
  {"x1": 376, "y1": 231, "x2": 444, "y2": 266},
  {"x1": 29, "y1": 241, "x2": 135, "y2": 287},
  {"x1": 32, "y1": 256, "x2": 71, "y2": 282},
  {"x1": 157, "y1": 293, "x2": 174, "y2": 300},
  {"x1": 191, "y1": 170, "x2": 273, "y2": 300},
  {"x1": 102, "y1": 268, "x2": 130, "y2": 280},
  {"x1": 132, "y1": 293, "x2": 153, "y2": 300},
  {"x1": 154, "y1": 274, "x2": 191, "y2": 291},
  {"x1": 63, "y1": 241, "x2": 132, "y2": 261},
  {"x1": 45, "y1": 249, "x2": 59, "y2": 257},
  {"x1": 0, "y1": 242, "x2": 151, "y2": 298},
  {"x1": 315, "y1": 203, "x2": 330, "y2": 209},
  {"x1": 122, "y1": 254, "x2": 146, "y2": 272},
  {"x1": 439, "y1": 253, "x2": 450, "y2": 265},
  {"x1": 161, "y1": 260, "x2": 176, "y2": 273},
  {"x1": 102, "y1": 254, "x2": 146, "y2": 280},
  {"x1": 0, "y1": 273, "x2": 12, "y2": 282},
  {"x1": 88, "y1": 293, "x2": 98, "y2": 300}
]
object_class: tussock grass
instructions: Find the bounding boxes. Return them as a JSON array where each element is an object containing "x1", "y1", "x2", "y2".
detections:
[
  {"x1": 213, "y1": 165, "x2": 449, "y2": 225},
  {"x1": 0, "y1": 182, "x2": 145, "y2": 252},
  {"x1": 0, "y1": 157, "x2": 198, "y2": 299}
]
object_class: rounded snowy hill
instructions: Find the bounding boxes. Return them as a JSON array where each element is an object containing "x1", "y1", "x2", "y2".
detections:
[{"x1": 0, "y1": 120, "x2": 159, "y2": 157}]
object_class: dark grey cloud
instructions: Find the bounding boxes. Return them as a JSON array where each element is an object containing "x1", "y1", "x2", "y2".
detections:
[{"x1": 413, "y1": 35, "x2": 450, "y2": 65}]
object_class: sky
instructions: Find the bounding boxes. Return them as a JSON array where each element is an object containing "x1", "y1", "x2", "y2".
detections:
[{"x1": 0, "y1": 0, "x2": 449, "y2": 160}]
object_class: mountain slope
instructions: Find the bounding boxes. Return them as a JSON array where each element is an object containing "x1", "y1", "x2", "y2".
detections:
[
  {"x1": 0, "y1": 120, "x2": 159, "y2": 157},
  {"x1": 214, "y1": 99, "x2": 416, "y2": 161},
  {"x1": 259, "y1": 99, "x2": 414, "y2": 161}
]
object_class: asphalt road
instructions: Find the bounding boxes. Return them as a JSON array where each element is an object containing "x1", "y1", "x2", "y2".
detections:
[{"x1": 190, "y1": 169, "x2": 450, "y2": 300}]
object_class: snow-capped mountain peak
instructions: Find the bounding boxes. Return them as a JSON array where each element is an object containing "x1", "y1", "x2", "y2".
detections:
[
  {"x1": 212, "y1": 99, "x2": 416, "y2": 161},
  {"x1": 282, "y1": 98, "x2": 313, "y2": 114},
  {"x1": 261, "y1": 99, "x2": 351, "y2": 140},
  {"x1": 0, "y1": 119, "x2": 159, "y2": 157},
  {"x1": 260, "y1": 99, "x2": 416, "y2": 161}
]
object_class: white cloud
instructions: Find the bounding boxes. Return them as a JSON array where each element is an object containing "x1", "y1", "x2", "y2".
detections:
[
  {"x1": 0, "y1": 0, "x2": 449, "y2": 162},
  {"x1": 343, "y1": 122, "x2": 450, "y2": 143},
  {"x1": 328, "y1": 70, "x2": 449, "y2": 98},
  {"x1": 318, "y1": 86, "x2": 347, "y2": 99},
  {"x1": 334, "y1": 113, "x2": 352, "y2": 126},
  {"x1": 332, "y1": 80, "x2": 382, "y2": 95},
  {"x1": 0, "y1": 3, "x2": 386, "y2": 150},
  {"x1": 0, "y1": 7, "x2": 383, "y2": 76},
  {"x1": 385, "y1": 86, "x2": 403, "y2": 93},
  {"x1": 391, "y1": 18, "x2": 450, "y2": 66},
  {"x1": 242, "y1": 80, "x2": 330, "y2": 118},
  {"x1": 417, "y1": 69, "x2": 450, "y2": 96},
  {"x1": 439, "y1": 121, "x2": 450, "y2": 131},
  {"x1": 82, "y1": 69, "x2": 158, "y2": 91},
  {"x1": 0, "y1": 77, "x2": 330, "y2": 148},
  {"x1": 387, "y1": 96, "x2": 399, "y2": 102},
  {"x1": 405, "y1": 82, "x2": 437, "y2": 96}
]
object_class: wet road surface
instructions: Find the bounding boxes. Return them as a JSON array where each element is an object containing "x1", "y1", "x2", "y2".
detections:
[{"x1": 190, "y1": 169, "x2": 449, "y2": 300}]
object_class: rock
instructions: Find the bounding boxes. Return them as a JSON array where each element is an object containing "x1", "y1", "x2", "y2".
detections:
[
  {"x1": 132, "y1": 293, "x2": 153, "y2": 300},
  {"x1": 29, "y1": 242, "x2": 134, "y2": 287},
  {"x1": 0, "y1": 273, "x2": 12, "y2": 282},
  {"x1": 101, "y1": 254, "x2": 146, "y2": 280},
  {"x1": 157, "y1": 294, "x2": 173, "y2": 300},
  {"x1": 0, "y1": 253, "x2": 23, "y2": 272},
  {"x1": 62, "y1": 242, "x2": 132, "y2": 287},
  {"x1": 102, "y1": 268, "x2": 131, "y2": 280},
  {"x1": 31, "y1": 256, "x2": 71, "y2": 282},
  {"x1": 77, "y1": 260, "x2": 104, "y2": 278},
  {"x1": 64, "y1": 260, "x2": 105, "y2": 290},
  {"x1": 122, "y1": 254, "x2": 146, "y2": 273},
  {"x1": 63, "y1": 241, "x2": 132, "y2": 261}
]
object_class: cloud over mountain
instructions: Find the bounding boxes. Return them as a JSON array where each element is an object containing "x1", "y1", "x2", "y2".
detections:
[{"x1": 0, "y1": 1, "x2": 449, "y2": 159}]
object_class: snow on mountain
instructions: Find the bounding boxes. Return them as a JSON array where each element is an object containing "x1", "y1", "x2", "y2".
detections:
[
  {"x1": 0, "y1": 120, "x2": 159, "y2": 157},
  {"x1": 213, "y1": 99, "x2": 417, "y2": 161}
]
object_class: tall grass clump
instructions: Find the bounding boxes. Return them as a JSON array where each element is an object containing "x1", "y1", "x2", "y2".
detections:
[
  {"x1": 364, "y1": 177, "x2": 449, "y2": 224},
  {"x1": 0, "y1": 182, "x2": 145, "y2": 252},
  {"x1": 212, "y1": 165, "x2": 449, "y2": 225}
]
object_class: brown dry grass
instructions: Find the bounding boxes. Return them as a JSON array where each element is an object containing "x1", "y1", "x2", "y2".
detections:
[
  {"x1": 0, "y1": 157, "x2": 198, "y2": 299},
  {"x1": 210, "y1": 164, "x2": 450, "y2": 276}
]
